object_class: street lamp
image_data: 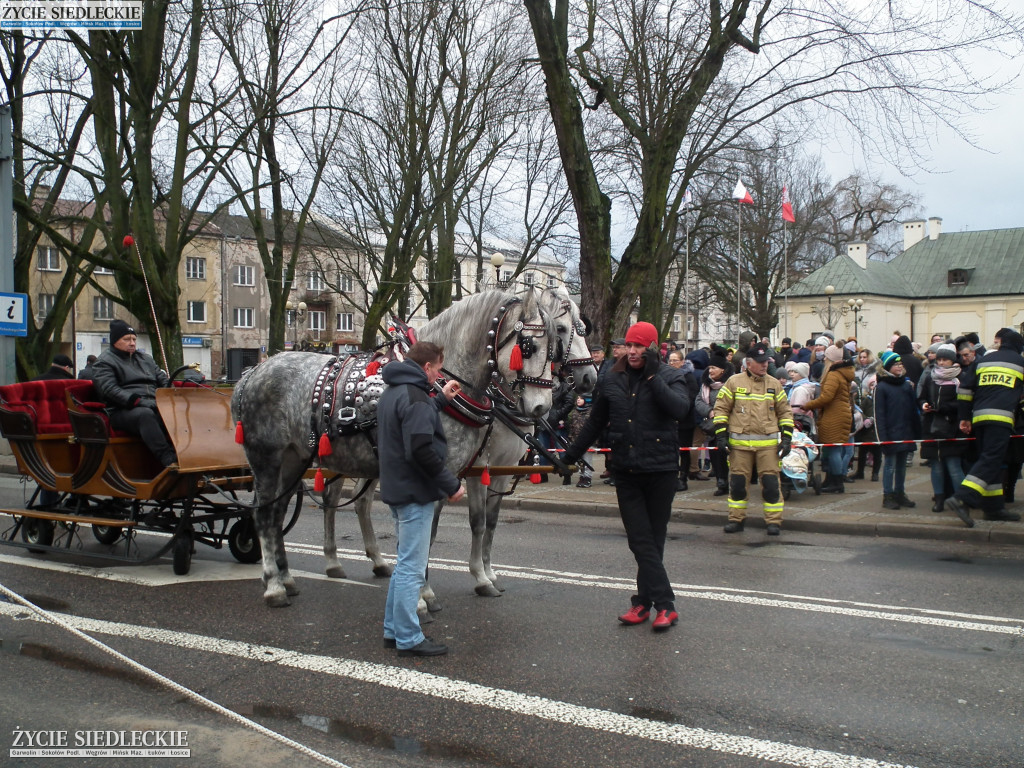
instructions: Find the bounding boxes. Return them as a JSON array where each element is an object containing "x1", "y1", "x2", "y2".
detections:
[
  {"x1": 490, "y1": 252, "x2": 512, "y2": 290},
  {"x1": 285, "y1": 299, "x2": 307, "y2": 350},
  {"x1": 847, "y1": 298, "x2": 865, "y2": 341},
  {"x1": 813, "y1": 284, "x2": 848, "y2": 331}
]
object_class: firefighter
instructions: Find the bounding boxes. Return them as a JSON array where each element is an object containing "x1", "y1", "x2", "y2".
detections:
[
  {"x1": 946, "y1": 327, "x2": 1024, "y2": 526},
  {"x1": 713, "y1": 344, "x2": 795, "y2": 536}
]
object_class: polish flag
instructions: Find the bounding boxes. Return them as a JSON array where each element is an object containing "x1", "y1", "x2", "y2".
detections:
[
  {"x1": 781, "y1": 185, "x2": 795, "y2": 223},
  {"x1": 733, "y1": 179, "x2": 753, "y2": 204}
]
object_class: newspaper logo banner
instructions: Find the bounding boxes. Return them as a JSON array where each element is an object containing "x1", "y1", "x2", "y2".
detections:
[
  {"x1": 1, "y1": 0, "x2": 143, "y2": 30},
  {"x1": 10, "y1": 728, "x2": 189, "y2": 758}
]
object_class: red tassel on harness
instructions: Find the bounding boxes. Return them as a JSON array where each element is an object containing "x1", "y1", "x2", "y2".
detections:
[
  {"x1": 509, "y1": 344, "x2": 523, "y2": 371},
  {"x1": 314, "y1": 467, "x2": 325, "y2": 492},
  {"x1": 480, "y1": 466, "x2": 491, "y2": 486},
  {"x1": 318, "y1": 432, "x2": 332, "y2": 457},
  {"x1": 365, "y1": 360, "x2": 381, "y2": 376},
  {"x1": 530, "y1": 471, "x2": 542, "y2": 484},
  {"x1": 234, "y1": 420, "x2": 244, "y2": 444}
]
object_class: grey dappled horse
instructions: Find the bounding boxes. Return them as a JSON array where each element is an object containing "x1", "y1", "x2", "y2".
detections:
[
  {"x1": 233, "y1": 289, "x2": 557, "y2": 607},
  {"x1": 320, "y1": 287, "x2": 596, "y2": 605}
]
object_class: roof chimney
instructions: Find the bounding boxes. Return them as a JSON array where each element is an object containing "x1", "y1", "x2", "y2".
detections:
[
  {"x1": 847, "y1": 241, "x2": 868, "y2": 269},
  {"x1": 903, "y1": 219, "x2": 926, "y2": 251},
  {"x1": 927, "y1": 216, "x2": 942, "y2": 241}
]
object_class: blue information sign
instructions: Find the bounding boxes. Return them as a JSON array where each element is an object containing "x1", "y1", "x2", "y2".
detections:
[{"x1": 0, "y1": 292, "x2": 28, "y2": 337}]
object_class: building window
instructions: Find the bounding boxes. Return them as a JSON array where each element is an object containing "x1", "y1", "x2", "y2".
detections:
[
  {"x1": 524, "y1": 272, "x2": 536, "y2": 287},
  {"x1": 234, "y1": 265, "x2": 255, "y2": 286},
  {"x1": 95, "y1": 265, "x2": 113, "y2": 275},
  {"x1": 187, "y1": 300, "x2": 206, "y2": 323},
  {"x1": 36, "y1": 293, "x2": 55, "y2": 320},
  {"x1": 673, "y1": 315, "x2": 680, "y2": 332},
  {"x1": 501, "y1": 269, "x2": 513, "y2": 284},
  {"x1": 37, "y1": 246, "x2": 60, "y2": 272},
  {"x1": 339, "y1": 272, "x2": 354, "y2": 293},
  {"x1": 337, "y1": 312, "x2": 354, "y2": 332},
  {"x1": 309, "y1": 310, "x2": 326, "y2": 332},
  {"x1": 186, "y1": 257, "x2": 206, "y2": 280},
  {"x1": 307, "y1": 270, "x2": 326, "y2": 293},
  {"x1": 233, "y1": 307, "x2": 254, "y2": 328},
  {"x1": 948, "y1": 269, "x2": 969, "y2": 287},
  {"x1": 547, "y1": 274, "x2": 558, "y2": 288},
  {"x1": 93, "y1": 296, "x2": 114, "y2": 321}
]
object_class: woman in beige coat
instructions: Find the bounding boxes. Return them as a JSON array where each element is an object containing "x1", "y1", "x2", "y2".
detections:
[{"x1": 804, "y1": 344, "x2": 856, "y2": 493}]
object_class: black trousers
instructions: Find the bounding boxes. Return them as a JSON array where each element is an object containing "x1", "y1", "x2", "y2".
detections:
[
  {"x1": 613, "y1": 471, "x2": 677, "y2": 612},
  {"x1": 109, "y1": 406, "x2": 177, "y2": 467},
  {"x1": 956, "y1": 422, "x2": 1011, "y2": 512}
]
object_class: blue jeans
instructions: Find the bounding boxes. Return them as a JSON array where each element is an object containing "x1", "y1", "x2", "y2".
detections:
[
  {"x1": 883, "y1": 453, "x2": 908, "y2": 495},
  {"x1": 383, "y1": 501, "x2": 434, "y2": 649},
  {"x1": 930, "y1": 456, "x2": 965, "y2": 496}
]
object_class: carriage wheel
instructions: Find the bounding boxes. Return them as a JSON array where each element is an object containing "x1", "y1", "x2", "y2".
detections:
[
  {"x1": 172, "y1": 528, "x2": 194, "y2": 575},
  {"x1": 228, "y1": 518, "x2": 261, "y2": 563},
  {"x1": 92, "y1": 525, "x2": 123, "y2": 545},
  {"x1": 21, "y1": 518, "x2": 55, "y2": 552}
]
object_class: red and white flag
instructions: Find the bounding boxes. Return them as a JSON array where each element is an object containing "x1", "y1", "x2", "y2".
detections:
[
  {"x1": 732, "y1": 179, "x2": 753, "y2": 205},
  {"x1": 781, "y1": 185, "x2": 795, "y2": 223}
]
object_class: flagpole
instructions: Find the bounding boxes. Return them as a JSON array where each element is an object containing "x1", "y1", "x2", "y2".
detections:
[
  {"x1": 736, "y1": 199, "x2": 741, "y2": 343},
  {"x1": 784, "y1": 218, "x2": 789, "y2": 340},
  {"x1": 684, "y1": 207, "x2": 690, "y2": 351}
]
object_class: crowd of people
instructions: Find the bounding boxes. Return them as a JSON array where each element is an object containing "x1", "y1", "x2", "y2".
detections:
[{"x1": 551, "y1": 325, "x2": 1024, "y2": 537}]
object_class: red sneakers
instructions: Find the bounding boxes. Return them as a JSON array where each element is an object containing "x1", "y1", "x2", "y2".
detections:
[
  {"x1": 618, "y1": 605, "x2": 650, "y2": 625},
  {"x1": 652, "y1": 609, "x2": 679, "y2": 631}
]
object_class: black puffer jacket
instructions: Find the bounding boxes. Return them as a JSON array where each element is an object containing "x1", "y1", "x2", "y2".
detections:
[
  {"x1": 565, "y1": 355, "x2": 690, "y2": 473},
  {"x1": 92, "y1": 346, "x2": 171, "y2": 410}
]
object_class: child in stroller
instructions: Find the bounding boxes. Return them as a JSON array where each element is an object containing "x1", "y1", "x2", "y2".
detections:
[{"x1": 780, "y1": 414, "x2": 822, "y2": 499}]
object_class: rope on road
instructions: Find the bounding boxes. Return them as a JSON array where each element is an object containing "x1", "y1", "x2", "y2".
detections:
[{"x1": 0, "y1": 580, "x2": 353, "y2": 768}]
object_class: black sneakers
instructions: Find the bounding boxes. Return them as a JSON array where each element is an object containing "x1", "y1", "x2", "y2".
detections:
[{"x1": 397, "y1": 638, "x2": 448, "y2": 657}]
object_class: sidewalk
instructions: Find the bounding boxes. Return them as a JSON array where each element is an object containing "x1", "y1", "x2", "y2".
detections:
[
  {"x1": 2, "y1": 447, "x2": 1021, "y2": 546},
  {"x1": 497, "y1": 458, "x2": 1024, "y2": 546}
]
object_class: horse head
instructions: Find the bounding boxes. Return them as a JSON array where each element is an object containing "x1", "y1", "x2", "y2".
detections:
[
  {"x1": 540, "y1": 286, "x2": 598, "y2": 394},
  {"x1": 417, "y1": 290, "x2": 555, "y2": 419}
]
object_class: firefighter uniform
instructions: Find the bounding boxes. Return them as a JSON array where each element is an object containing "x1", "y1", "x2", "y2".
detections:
[
  {"x1": 713, "y1": 353, "x2": 794, "y2": 529},
  {"x1": 949, "y1": 329, "x2": 1024, "y2": 522}
]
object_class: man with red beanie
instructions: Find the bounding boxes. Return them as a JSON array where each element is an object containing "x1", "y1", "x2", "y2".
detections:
[{"x1": 562, "y1": 320, "x2": 691, "y2": 631}]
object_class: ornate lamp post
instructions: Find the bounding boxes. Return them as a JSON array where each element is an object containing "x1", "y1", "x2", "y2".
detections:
[
  {"x1": 490, "y1": 252, "x2": 511, "y2": 290},
  {"x1": 813, "y1": 284, "x2": 848, "y2": 332},
  {"x1": 285, "y1": 299, "x2": 307, "y2": 349},
  {"x1": 847, "y1": 298, "x2": 865, "y2": 341}
]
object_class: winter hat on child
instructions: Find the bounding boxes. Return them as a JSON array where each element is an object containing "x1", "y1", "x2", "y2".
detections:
[
  {"x1": 790, "y1": 362, "x2": 810, "y2": 380},
  {"x1": 880, "y1": 350, "x2": 902, "y2": 371},
  {"x1": 935, "y1": 343, "x2": 958, "y2": 362},
  {"x1": 824, "y1": 344, "x2": 844, "y2": 363},
  {"x1": 814, "y1": 336, "x2": 831, "y2": 348},
  {"x1": 708, "y1": 351, "x2": 729, "y2": 370}
]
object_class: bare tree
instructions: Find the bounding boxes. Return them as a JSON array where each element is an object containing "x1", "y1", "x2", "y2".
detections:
[{"x1": 523, "y1": 0, "x2": 1023, "y2": 344}]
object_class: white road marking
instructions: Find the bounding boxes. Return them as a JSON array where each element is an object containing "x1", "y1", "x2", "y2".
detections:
[
  {"x1": 0, "y1": 601, "x2": 919, "y2": 768},
  {"x1": 1, "y1": 542, "x2": 1019, "y2": 635}
]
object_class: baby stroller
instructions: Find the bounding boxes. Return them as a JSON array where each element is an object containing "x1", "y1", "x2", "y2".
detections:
[{"x1": 780, "y1": 414, "x2": 822, "y2": 500}]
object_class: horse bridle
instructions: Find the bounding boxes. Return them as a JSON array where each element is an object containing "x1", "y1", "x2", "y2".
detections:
[
  {"x1": 485, "y1": 298, "x2": 555, "y2": 406},
  {"x1": 550, "y1": 298, "x2": 595, "y2": 387}
]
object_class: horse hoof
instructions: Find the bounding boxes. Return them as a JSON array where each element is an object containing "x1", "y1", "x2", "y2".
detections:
[
  {"x1": 284, "y1": 582, "x2": 300, "y2": 597},
  {"x1": 475, "y1": 584, "x2": 503, "y2": 598},
  {"x1": 372, "y1": 563, "x2": 393, "y2": 578},
  {"x1": 325, "y1": 565, "x2": 347, "y2": 579},
  {"x1": 417, "y1": 610, "x2": 435, "y2": 625},
  {"x1": 265, "y1": 593, "x2": 291, "y2": 608},
  {"x1": 425, "y1": 597, "x2": 443, "y2": 613}
]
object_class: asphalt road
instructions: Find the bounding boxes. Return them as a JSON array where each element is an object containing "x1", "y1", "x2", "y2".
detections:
[{"x1": 0, "y1": 475, "x2": 1022, "y2": 768}]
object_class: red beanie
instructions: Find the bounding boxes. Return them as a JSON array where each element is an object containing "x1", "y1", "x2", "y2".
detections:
[{"x1": 624, "y1": 321, "x2": 658, "y2": 348}]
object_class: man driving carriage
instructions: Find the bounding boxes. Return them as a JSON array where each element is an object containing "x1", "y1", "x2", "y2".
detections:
[{"x1": 92, "y1": 319, "x2": 178, "y2": 469}]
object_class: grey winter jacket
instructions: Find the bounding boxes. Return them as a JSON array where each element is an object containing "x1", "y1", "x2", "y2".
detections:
[{"x1": 92, "y1": 347, "x2": 171, "y2": 411}]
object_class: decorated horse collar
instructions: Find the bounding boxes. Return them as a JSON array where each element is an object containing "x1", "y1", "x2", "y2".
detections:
[{"x1": 551, "y1": 298, "x2": 595, "y2": 384}]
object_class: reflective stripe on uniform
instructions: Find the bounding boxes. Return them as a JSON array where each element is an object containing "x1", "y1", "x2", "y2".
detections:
[
  {"x1": 963, "y1": 474, "x2": 1004, "y2": 497},
  {"x1": 972, "y1": 408, "x2": 1015, "y2": 426},
  {"x1": 728, "y1": 498, "x2": 748, "y2": 510}
]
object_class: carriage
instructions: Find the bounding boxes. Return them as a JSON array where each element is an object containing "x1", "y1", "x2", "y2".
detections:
[{"x1": 0, "y1": 371, "x2": 298, "y2": 575}]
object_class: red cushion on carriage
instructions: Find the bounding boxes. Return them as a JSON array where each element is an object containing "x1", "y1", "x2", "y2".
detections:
[{"x1": 0, "y1": 380, "x2": 102, "y2": 434}]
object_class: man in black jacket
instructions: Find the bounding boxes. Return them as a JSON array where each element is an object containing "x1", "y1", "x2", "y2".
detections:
[
  {"x1": 92, "y1": 319, "x2": 177, "y2": 468},
  {"x1": 563, "y1": 321, "x2": 690, "y2": 631},
  {"x1": 37, "y1": 354, "x2": 75, "y2": 380},
  {"x1": 378, "y1": 342, "x2": 464, "y2": 656}
]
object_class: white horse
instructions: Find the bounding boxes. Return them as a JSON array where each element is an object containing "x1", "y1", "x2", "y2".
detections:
[
  {"x1": 318, "y1": 287, "x2": 596, "y2": 606},
  {"x1": 233, "y1": 289, "x2": 557, "y2": 606}
]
